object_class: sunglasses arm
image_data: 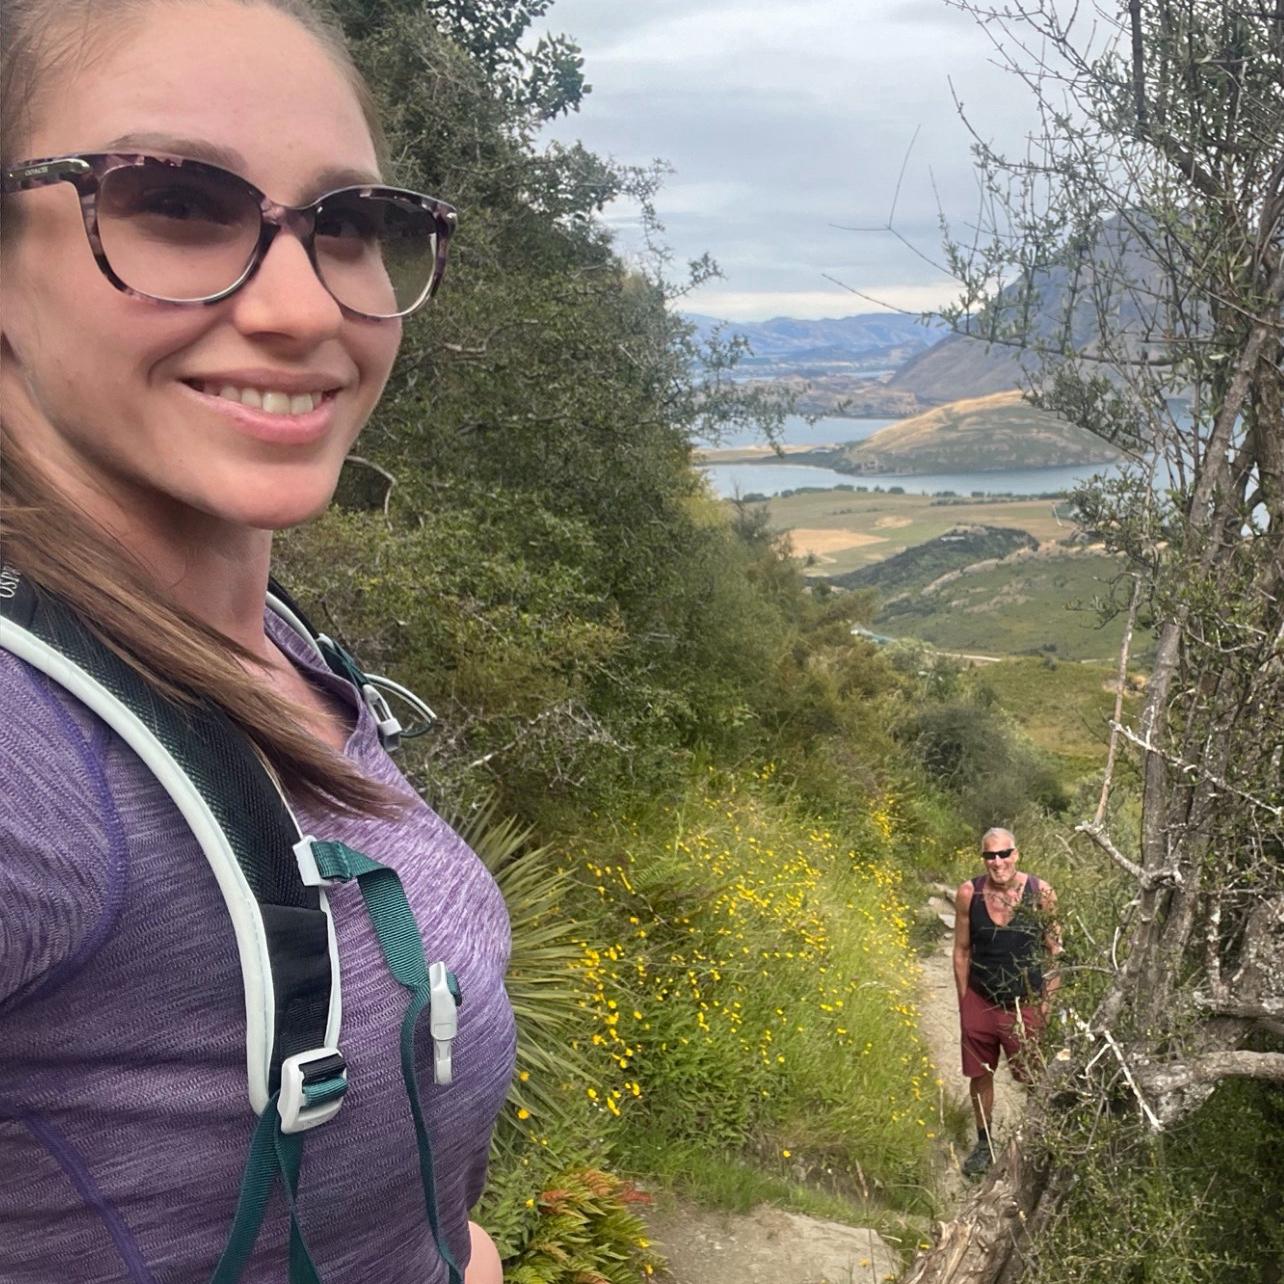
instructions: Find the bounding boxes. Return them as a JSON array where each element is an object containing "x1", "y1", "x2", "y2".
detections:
[{"x1": 1, "y1": 156, "x2": 91, "y2": 195}]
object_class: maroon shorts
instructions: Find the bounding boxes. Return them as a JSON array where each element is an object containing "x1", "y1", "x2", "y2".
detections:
[{"x1": 960, "y1": 986, "x2": 1046, "y2": 1081}]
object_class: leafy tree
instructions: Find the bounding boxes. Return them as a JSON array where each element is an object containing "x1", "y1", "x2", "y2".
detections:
[
  {"x1": 279, "y1": 1, "x2": 837, "y2": 821},
  {"x1": 330, "y1": 0, "x2": 588, "y2": 120}
]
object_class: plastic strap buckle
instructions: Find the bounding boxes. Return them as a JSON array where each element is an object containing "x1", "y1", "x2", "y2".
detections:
[
  {"x1": 278, "y1": 1047, "x2": 347, "y2": 1134},
  {"x1": 294, "y1": 835, "x2": 344, "y2": 888},
  {"x1": 428, "y1": 962, "x2": 460, "y2": 1086},
  {"x1": 360, "y1": 682, "x2": 403, "y2": 752}
]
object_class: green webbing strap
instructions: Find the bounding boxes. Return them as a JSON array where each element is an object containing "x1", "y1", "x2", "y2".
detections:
[
  {"x1": 315, "y1": 637, "x2": 368, "y2": 693},
  {"x1": 310, "y1": 839, "x2": 464, "y2": 1284},
  {"x1": 209, "y1": 1092, "x2": 321, "y2": 1284},
  {"x1": 208, "y1": 839, "x2": 463, "y2": 1284}
]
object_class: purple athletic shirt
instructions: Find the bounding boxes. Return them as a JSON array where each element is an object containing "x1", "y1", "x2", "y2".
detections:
[{"x1": 0, "y1": 610, "x2": 517, "y2": 1283}]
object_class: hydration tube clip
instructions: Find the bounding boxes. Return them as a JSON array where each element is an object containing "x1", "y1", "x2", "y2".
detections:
[
  {"x1": 364, "y1": 673, "x2": 438, "y2": 741},
  {"x1": 360, "y1": 682, "x2": 403, "y2": 751},
  {"x1": 428, "y1": 961, "x2": 460, "y2": 1086}
]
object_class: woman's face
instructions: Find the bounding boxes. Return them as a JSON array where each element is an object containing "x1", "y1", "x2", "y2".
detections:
[{"x1": 1, "y1": 1, "x2": 402, "y2": 540}]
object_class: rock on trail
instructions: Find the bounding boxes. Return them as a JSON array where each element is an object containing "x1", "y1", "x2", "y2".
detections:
[{"x1": 644, "y1": 1202, "x2": 900, "y2": 1284}]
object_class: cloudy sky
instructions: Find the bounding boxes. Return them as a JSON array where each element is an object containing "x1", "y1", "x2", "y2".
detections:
[{"x1": 537, "y1": 0, "x2": 1049, "y2": 322}]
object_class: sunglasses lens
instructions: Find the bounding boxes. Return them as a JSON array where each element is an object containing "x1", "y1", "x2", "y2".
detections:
[
  {"x1": 313, "y1": 191, "x2": 442, "y2": 318},
  {"x1": 97, "y1": 161, "x2": 260, "y2": 301}
]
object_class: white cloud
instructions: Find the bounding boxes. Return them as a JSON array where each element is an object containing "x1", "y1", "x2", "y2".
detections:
[{"x1": 679, "y1": 281, "x2": 960, "y2": 322}]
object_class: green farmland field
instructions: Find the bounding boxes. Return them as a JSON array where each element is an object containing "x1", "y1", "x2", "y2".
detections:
[
  {"x1": 752, "y1": 488, "x2": 1147, "y2": 664},
  {"x1": 875, "y1": 550, "x2": 1148, "y2": 663},
  {"x1": 974, "y1": 656, "x2": 1143, "y2": 782}
]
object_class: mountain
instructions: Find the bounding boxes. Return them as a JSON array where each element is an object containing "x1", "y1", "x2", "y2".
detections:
[
  {"x1": 891, "y1": 218, "x2": 1178, "y2": 404},
  {"x1": 786, "y1": 391, "x2": 1123, "y2": 474},
  {"x1": 683, "y1": 312, "x2": 947, "y2": 376},
  {"x1": 887, "y1": 335, "x2": 1030, "y2": 405}
]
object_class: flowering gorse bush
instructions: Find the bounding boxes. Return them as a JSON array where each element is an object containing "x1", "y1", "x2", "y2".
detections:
[{"x1": 562, "y1": 770, "x2": 940, "y2": 1196}]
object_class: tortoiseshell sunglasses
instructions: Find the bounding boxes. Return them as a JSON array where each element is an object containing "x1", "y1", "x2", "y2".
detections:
[{"x1": 0, "y1": 152, "x2": 457, "y2": 320}]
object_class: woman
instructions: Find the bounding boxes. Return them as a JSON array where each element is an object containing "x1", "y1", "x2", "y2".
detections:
[{"x1": 0, "y1": 1, "x2": 514, "y2": 1280}]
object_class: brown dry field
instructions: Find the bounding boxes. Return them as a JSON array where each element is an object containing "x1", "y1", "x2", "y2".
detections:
[
  {"x1": 698, "y1": 443, "x2": 826, "y2": 461},
  {"x1": 786, "y1": 528, "x2": 890, "y2": 557}
]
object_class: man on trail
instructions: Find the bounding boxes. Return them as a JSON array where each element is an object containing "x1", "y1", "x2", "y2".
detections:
[{"x1": 953, "y1": 827, "x2": 1061, "y2": 1178}]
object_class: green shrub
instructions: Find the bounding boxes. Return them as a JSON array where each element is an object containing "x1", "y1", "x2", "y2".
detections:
[
  {"x1": 1027, "y1": 1081, "x2": 1284, "y2": 1283},
  {"x1": 501, "y1": 1169, "x2": 664, "y2": 1284},
  {"x1": 897, "y1": 698, "x2": 1071, "y2": 828}
]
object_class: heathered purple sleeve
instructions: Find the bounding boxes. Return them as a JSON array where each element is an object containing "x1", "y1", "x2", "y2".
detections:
[
  {"x1": 0, "y1": 653, "x2": 122, "y2": 1012},
  {"x1": 0, "y1": 615, "x2": 518, "y2": 1284}
]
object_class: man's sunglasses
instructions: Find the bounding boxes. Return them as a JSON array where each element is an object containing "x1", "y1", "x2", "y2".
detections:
[
  {"x1": 1, "y1": 152, "x2": 457, "y2": 321},
  {"x1": 982, "y1": 849, "x2": 1016, "y2": 862}
]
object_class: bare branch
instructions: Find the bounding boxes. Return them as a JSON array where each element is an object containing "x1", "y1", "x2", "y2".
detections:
[
  {"x1": 1128, "y1": 0, "x2": 1147, "y2": 127},
  {"x1": 344, "y1": 454, "x2": 397, "y2": 523},
  {"x1": 1136, "y1": 1050, "x2": 1284, "y2": 1095},
  {"x1": 1203, "y1": 997, "x2": 1284, "y2": 1019},
  {"x1": 1100, "y1": 1026, "x2": 1164, "y2": 1131},
  {"x1": 1094, "y1": 573, "x2": 1143, "y2": 825},
  {"x1": 1074, "y1": 819, "x2": 1183, "y2": 889},
  {"x1": 1111, "y1": 721, "x2": 1284, "y2": 821}
]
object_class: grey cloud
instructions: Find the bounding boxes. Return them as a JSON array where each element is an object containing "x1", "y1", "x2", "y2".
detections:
[{"x1": 541, "y1": 0, "x2": 1037, "y2": 317}]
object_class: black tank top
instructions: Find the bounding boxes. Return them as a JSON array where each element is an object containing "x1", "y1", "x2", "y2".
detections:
[{"x1": 968, "y1": 873, "x2": 1045, "y2": 1005}]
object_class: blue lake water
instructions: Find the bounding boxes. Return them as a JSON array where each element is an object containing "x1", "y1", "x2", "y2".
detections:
[
  {"x1": 707, "y1": 413, "x2": 898, "y2": 450},
  {"x1": 701, "y1": 460, "x2": 1123, "y2": 499},
  {"x1": 699, "y1": 410, "x2": 1123, "y2": 498}
]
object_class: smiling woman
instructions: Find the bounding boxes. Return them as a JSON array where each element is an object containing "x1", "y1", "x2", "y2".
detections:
[{"x1": 0, "y1": 3, "x2": 511, "y2": 1282}]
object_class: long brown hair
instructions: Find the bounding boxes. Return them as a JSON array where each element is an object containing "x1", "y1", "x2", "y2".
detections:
[{"x1": 1, "y1": 0, "x2": 401, "y2": 816}]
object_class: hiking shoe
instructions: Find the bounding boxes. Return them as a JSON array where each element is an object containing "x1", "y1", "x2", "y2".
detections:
[{"x1": 961, "y1": 1137, "x2": 994, "y2": 1179}]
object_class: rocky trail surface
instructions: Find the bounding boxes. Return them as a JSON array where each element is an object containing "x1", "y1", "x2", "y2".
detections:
[
  {"x1": 641, "y1": 1204, "x2": 901, "y2": 1284},
  {"x1": 640, "y1": 890, "x2": 1024, "y2": 1284}
]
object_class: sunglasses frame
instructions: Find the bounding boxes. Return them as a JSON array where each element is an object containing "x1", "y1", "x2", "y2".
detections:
[
  {"x1": 0, "y1": 152, "x2": 457, "y2": 321},
  {"x1": 982, "y1": 848, "x2": 1016, "y2": 862}
]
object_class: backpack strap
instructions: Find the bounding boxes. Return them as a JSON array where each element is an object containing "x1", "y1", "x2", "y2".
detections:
[
  {"x1": 265, "y1": 578, "x2": 438, "y2": 751},
  {"x1": 0, "y1": 568, "x2": 341, "y2": 1124},
  {"x1": 0, "y1": 569, "x2": 463, "y2": 1284}
]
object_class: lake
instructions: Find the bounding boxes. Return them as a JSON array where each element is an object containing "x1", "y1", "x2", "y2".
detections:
[
  {"x1": 698, "y1": 410, "x2": 1123, "y2": 498},
  {"x1": 701, "y1": 459, "x2": 1123, "y2": 499},
  {"x1": 703, "y1": 413, "x2": 899, "y2": 450}
]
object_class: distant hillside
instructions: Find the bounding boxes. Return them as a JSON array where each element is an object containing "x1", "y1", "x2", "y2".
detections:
[
  {"x1": 891, "y1": 217, "x2": 1179, "y2": 403},
  {"x1": 888, "y1": 335, "x2": 1030, "y2": 405},
  {"x1": 684, "y1": 312, "x2": 946, "y2": 376},
  {"x1": 789, "y1": 391, "x2": 1122, "y2": 475},
  {"x1": 871, "y1": 547, "x2": 1150, "y2": 663},
  {"x1": 735, "y1": 373, "x2": 926, "y2": 419},
  {"x1": 829, "y1": 524, "x2": 1039, "y2": 596}
]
